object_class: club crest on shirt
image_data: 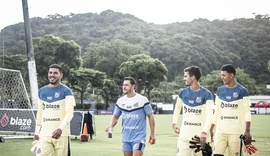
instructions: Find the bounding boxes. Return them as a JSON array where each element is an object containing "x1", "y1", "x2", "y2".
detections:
[
  {"x1": 226, "y1": 96, "x2": 231, "y2": 100},
  {"x1": 133, "y1": 102, "x2": 139, "y2": 107},
  {"x1": 196, "y1": 97, "x2": 202, "y2": 103},
  {"x1": 233, "y1": 92, "x2": 238, "y2": 98},
  {"x1": 54, "y1": 92, "x2": 60, "y2": 98},
  {"x1": 188, "y1": 100, "x2": 194, "y2": 104}
]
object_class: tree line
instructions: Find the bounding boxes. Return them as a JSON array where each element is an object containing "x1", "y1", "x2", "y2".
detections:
[{"x1": 0, "y1": 10, "x2": 270, "y2": 108}]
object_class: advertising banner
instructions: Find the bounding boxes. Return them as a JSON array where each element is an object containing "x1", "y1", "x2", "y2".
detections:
[
  {"x1": 97, "y1": 110, "x2": 113, "y2": 115},
  {"x1": 0, "y1": 110, "x2": 92, "y2": 136},
  {"x1": 0, "y1": 109, "x2": 36, "y2": 133}
]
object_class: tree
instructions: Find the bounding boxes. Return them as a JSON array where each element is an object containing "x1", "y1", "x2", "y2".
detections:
[
  {"x1": 2, "y1": 11, "x2": 270, "y2": 85},
  {"x1": 99, "y1": 79, "x2": 121, "y2": 110},
  {"x1": 0, "y1": 54, "x2": 29, "y2": 90},
  {"x1": 83, "y1": 39, "x2": 147, "y2": 78},
  {"x1": 149, "y1": 76, "x2": 186, "y2": 104},
  {"x1": 0, "y1": 54, "x2": 28, "y2": 74},
  {"x1": 68, "y1": 68, "x2": 106, "y2": 104},
  {"x1": 119, "y1": 54, "x2": 168, "y2": 97},
  {"x1": 33, "y1": 34, "x2": 82, "y2": 86},
  {"x1": 201, "y1": 68, "x2": 260, "y2": 95},
  {"x1": 151, "y1": 81, "x2": 179, "y2": 103},
  {"x1": 267, "y1": 61, "x2": 270, "y2": 71}
]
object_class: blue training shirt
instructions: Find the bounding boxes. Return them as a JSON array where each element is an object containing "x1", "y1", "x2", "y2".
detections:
[{"x1": 114, "y1": 93, "x2": 153, "y2": 143}]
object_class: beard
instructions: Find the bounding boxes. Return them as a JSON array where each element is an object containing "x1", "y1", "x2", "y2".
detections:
[
  {"x1": 185, "y1": 82, "x2": 190, "y2": 86},
  {"x1": 49, "y1": 81, "x2": 58, "y2": 85},
  {"x1": 123, "y1": 89, "x2": 129, "y2": 95},
  {"x1": 49, "y1": 76, "x2": 59, "y2": 85}
]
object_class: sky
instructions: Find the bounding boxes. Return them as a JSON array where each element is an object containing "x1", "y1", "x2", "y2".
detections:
[{"x1": 0, "y1": 0, "x2": 269, "y2": 30}]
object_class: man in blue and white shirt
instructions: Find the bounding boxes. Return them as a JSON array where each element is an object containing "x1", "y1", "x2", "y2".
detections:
[{"x1": 105, "y1": 77, "x2": 155, "y2": 156}]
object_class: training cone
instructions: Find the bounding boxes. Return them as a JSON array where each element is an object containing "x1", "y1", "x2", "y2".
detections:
[{"x1": 81, "y1": 123, "x2": 89, "y2": 142}]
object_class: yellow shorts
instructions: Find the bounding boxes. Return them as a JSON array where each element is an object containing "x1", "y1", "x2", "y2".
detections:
[
  {"x1": 37, "y1": 136, "x2": 71, "y2": 156},
  {"x1": 176, "y1": 137, "x2": 202, "y2": 156},
  {"x1": 213, "y1": 133, "x2": 244, "y2": 156}
]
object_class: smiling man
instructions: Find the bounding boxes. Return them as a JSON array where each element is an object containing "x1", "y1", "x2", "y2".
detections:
[
  {"x1": 172, "y1": 66, "x2": 215, "y2": 156},
  {"x1": 33, "y1": 64, "x2": 76, "y2": 156},
  {"x1": 105, "y1": 77, "x2": 155, "y2": 156},
  {"x1": 211, "y1": 64, "x2": 252, "y2": 156}
]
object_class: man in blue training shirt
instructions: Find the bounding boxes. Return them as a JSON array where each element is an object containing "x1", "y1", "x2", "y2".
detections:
[
  {"x1": 211, "y1": 64, "x2": 252, "y2": 156},
  {"x1": 172, "y1": 66, "x2": 215, "y2": 156},
  {"x1": 34, "y1": 64, "x2": 76, "y2": 156},
  {"x1": 105, "y1": 77, "x2": 156, "y2": 156}
]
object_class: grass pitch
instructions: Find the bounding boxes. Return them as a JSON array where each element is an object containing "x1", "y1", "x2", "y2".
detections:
[{"x1": 0, "y1": 114, "x2": 269, "y2": 156}]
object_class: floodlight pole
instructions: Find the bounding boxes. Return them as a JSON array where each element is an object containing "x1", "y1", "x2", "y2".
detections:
[
  {"x1": 2, "y1": 40, "x2": 4, "y2": 67},
  {"x1": 22, "y1": 0, "x2": 39, "y2": 109}
]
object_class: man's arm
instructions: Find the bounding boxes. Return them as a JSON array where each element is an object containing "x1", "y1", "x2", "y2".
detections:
[
  {"x1": 52, "y1": 95, "x2": 75, "y2": 139},
  {"x1": 202, "y1": 100, "x2": 215, "y2": 133},
  {"x1": 34, "y1": 99, "x2": 43, "y2": 140},
  {"x1": 211, "y1": 94, "x2": 221, "y2": 125},
  {"x1": 105, "y1": 103, "x2": 122, "y2": 132},
  {"x1": 201, "y1": 99, "x2": 215, "y2": 146},
  {"x1": 148, "y1": 113, "x2": 155, "y2": 144},
  {"x1": 244, "y1": 122, "x2": 251, "y2": 143},
  {"x1": 209, "y1": 124, "x2": 215, "y2": 142},
  {"x1": 172, "y1": 97, "x2": 182, "y2": 134},
  {"x1": 210, "y1": 95, "x2": 221, "y2": 142},
  {"x1": 105, "y1": 115, "x2": 119, "y2": 132},
  {"x1": 243, "y1": 96, "x2": 252, "y2": 144},
  {"x1": 110, "y1": 115, "x2": 120, "y2": 128}
]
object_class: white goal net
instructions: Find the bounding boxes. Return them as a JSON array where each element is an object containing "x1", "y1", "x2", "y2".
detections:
[{"x1": 0, "y1": 68, "x2": 36, "y2": 134}]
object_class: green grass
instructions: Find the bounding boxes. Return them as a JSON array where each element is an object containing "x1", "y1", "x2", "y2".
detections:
[{"x1": 0, "y1": 114, "x2": 269, "y2": 156}]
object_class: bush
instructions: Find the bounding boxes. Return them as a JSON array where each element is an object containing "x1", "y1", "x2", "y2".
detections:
[
  {"x1": 151, "y1": 104, "x2": 156, "y2": 110},
  {"x1": 96, "y1": 103, "x2": 104, "y2": 110},
  {"x1": 74, "y1": 104, "x2": 91, "y2": 110}
]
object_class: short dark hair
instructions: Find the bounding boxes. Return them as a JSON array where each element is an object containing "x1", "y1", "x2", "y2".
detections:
[
  {"x1": 124, "y1": 77, "x2": 136, "y2": 85},
  {"x1": 220, "y1": 64, "x2": 236, "y2": 75},
  {"x1": 49, "y1": 64, "x2": 63, "y2": 73},
  {"x1": 184, "y1": 66, "x2": 201, "y2": 81}
]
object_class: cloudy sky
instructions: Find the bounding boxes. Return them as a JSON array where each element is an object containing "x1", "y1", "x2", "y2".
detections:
[{"x1": 0, "y1": 0, "x2": 269, "y2": 30}]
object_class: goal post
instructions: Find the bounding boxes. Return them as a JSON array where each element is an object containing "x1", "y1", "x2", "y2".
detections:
[{"x1": 0, "y1": 68, "x2": 36, "y2": 134}]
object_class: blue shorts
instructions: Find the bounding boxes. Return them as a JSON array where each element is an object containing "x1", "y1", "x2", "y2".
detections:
[{"x1": 122, "y1": 141, "x2": 146, "y2": 152}]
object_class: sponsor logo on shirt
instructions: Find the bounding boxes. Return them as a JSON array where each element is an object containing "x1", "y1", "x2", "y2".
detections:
[
  {"x1": 220, "y1": 102, "x2": 238, "y2": 109},
  {"x1": 123, "y1": 126, "x2": 139, "y2": 129},
  {"x1": 122, "y1": 113, "x2": 139, "y2": 119},
  {"x1": 188, "y1": 100, "x2": 194, "y2": 104},
  {"x1": 226, "y1": 96, "x2": 231, "y2": 100},
  {"x1": 184, "y1": 106, "x2": 202, "y2": 114},
  {"x1": 43, "y1": 118, "x2": 60, "y2": 122},
  {"x1": 42, "y1": 103, "x2": 60, "y2": 110},
  {"x1": 184, "y1": 121, "x2": 201, "y2": 126},
  {"x1": 220, "y1": 116, "x2": 238, "y2": 120}
]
